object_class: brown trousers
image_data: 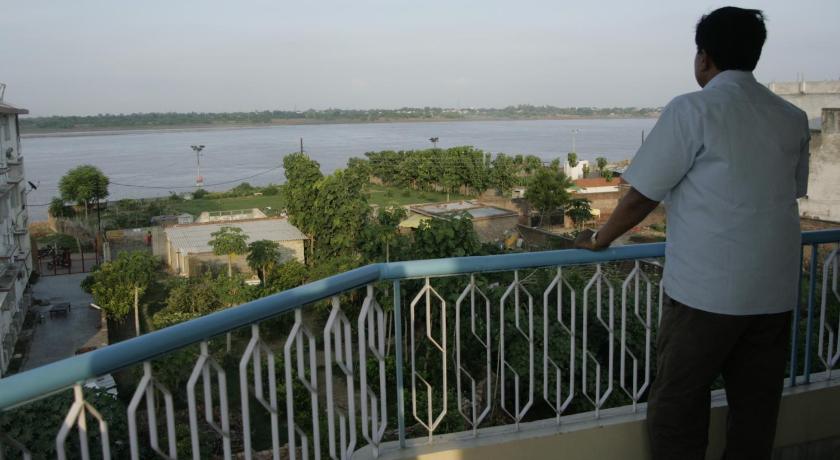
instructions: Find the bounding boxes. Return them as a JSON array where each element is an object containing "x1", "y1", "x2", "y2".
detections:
[{"x1": 647, "y1": 295, "x2": 791, "y2": 460}]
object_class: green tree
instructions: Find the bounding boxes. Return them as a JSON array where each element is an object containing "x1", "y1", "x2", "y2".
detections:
[
  {"x1": 359, "y1": 207, "x2": 407, "y2": 262},
  {"x1": 439, "y1": 150, "x2": 461, "y2": 201},
  {"x1": 280, "y1": 153, "x2": 323, "y2": 255},
  {"x1": 309, "y1": 167, "x2": 370, "y2": 260},
  {"x1": 595, "y1": 157, "x2": 609, "y2": 176},
  {"x1": 209, "y1": 226, "x2": 249, "y2": 277},
  {"x1": 247, "y1": 239, "x2": 281, "y2": 283},
  {"x1": 524, "y1": 167, "x2": 573, "y2": 227},
  {"x1": 523, "y1": 155, "x2": 543, "y2": 174},
  {"x1": 490, "y1": 153, "x2": 517, "y2": 194},
  {"x1": 90, "y1": 251, "x2": 158, "y2": 336},
  {"x1": 263, "y1": 259, "x2": 309, "y2": 293},
  {"x1": 48, "y1": 197, "x2": 75, "y2": 218},
  {"x1": 582, "y1": 163, "x2": 591, "y2": 178},
  {"x1": 411, "y1": 216, "x2": 482, "y2": 259},
  {"x1": 58, "y1": 165, "x2": 109, "y2": 219},
  {"x1": 566, "y1": 197, "x2": 594, "y2": 230},
  {"x1": 0, "y1": 388, "x2": 129, "y2": 458},
  {"x1": 567, "y1": 152, "x2": 579, "y2": 168},
  {"x1": 602, "y1": 170, "x2": 615, "y2": 182},
  {"x1": 164, "y1": 274, "x2": 221, "y2": 315},
  {"x1": 230, "y1": 182, "x2": 255, "y2": 196}
]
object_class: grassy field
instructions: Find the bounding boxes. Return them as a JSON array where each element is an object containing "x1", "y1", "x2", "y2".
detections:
[
  {"x1": 166, "y1": 185, "x2": 472, "y2": 215},
  {"x1": 168, "y1": 195, "x2": 284, "y2": 215},
  {"x1": 366, "y1": 184, "x2": 470, "y2": 207}
]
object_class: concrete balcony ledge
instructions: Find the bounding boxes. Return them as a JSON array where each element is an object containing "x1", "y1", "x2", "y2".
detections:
[{"x1": 357, "y1": 373, "x2": 840, "y2": 460}]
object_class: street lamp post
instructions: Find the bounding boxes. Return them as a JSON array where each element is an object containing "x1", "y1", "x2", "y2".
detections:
[
  {"x1": 570, "y1": 129, "x2": 580, "y2": 154},
  {"x1": 191, "y1": 144, "x2": 205, "y2": 187}
]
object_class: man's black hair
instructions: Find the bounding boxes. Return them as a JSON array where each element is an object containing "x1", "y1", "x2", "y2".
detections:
[{"x1": 695, "y1": 6, "x2": 766, "y2": 71}]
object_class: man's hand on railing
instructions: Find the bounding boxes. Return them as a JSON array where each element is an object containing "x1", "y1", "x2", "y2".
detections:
[
  {"x1": 574, "y1": 187, "x2": 661, "y2": 251},
  {"x1": 574, "y1": 228, "x2": 607, "y2": 251}
]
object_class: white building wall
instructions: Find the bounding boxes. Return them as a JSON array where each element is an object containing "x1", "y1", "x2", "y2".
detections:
[
  {"x1": 563, "y1": 160, "x2": 589, "y2": 180},
  {"x1": 0, "y1": 109, "x2": 33, "y2": 377},
  {"x1": 799, "y1": 109, "x2": 840, "y2": 223}
]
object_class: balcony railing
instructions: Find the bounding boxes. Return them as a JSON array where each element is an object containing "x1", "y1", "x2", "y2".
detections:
[{"x1": 0, "y1": 229, "x2": 838, "y2": 459}]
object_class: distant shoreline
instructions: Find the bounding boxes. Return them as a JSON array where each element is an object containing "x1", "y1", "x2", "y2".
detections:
[{"x1": 21, "y1": 114, "x2": 659, "y2": 139}]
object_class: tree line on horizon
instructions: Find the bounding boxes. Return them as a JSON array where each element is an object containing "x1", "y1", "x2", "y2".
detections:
[{"x1": 20, "y1": 104, "x2": 660, "y2": 130}]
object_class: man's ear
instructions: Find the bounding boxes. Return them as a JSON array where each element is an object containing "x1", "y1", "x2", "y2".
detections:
[{"x1": 697, "y1": 50, "x2": 711, "y2": 72}]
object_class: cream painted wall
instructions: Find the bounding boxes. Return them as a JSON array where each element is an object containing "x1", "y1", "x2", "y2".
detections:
[{"x1": 800, "y1": 109, "x2": 840, "y2": 223}]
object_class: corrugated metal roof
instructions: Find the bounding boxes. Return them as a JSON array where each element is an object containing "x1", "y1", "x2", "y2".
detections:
[
  {"x1": 399, "y1": 214, "x2": 429, "y2": 229},
  {"x1": 165, "y1": 218, "x2": 306, "y2": 254},
  {"x1": 0, "y1": 102, "x2": 29, "y2": 115}
]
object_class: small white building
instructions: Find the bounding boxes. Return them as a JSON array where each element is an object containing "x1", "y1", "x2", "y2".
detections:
[
  {"x1": 0, "y1": 87, "x2": 33, "y2": 376},
  {"x1": 164, "y1": 218, "x2": 307, "y2": 277},
  {"x1": 196, "y1": 208, "x2": 267, "y2": 224},
  {"x1": 563, "y1": 159, "x2": 589, "y2": 180}
]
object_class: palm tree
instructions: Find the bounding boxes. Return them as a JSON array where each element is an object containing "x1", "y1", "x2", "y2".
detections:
[
  {"x1": 209, "y1": 226, "x2": 249, "y2": 277},
  {"x1": 566, "y1": 197, "x2": 594, "y2": 230},
  {"x1": 247, "y1": 239, "x2": 281, "y2": 284}
]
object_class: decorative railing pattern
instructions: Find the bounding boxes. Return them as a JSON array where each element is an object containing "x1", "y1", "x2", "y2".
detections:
[{"x1": 0, "y1": 230, "x2": 838, "y2": 459}]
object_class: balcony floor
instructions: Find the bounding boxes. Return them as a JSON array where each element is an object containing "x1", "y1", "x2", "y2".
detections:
[{"x1": 356, "y1": 374, "x2": 840, "y2": 460}]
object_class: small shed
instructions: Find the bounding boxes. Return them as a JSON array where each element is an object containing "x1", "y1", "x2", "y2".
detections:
[
  {"x1": 409, "y1": 201, "x2": 520, "y2": 243},
  {"x1": 164, "y1": 218, "x2": 306, "y2": 277}
]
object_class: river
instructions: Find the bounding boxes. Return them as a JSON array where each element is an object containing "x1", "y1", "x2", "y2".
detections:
[{"x1": 21, "y1": 118, "x2": 657, "y2": 220}]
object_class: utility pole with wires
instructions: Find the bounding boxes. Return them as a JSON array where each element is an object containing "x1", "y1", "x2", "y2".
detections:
[
  {"x1": 570, "y1": 128, "x2": 580, "y2": 153},
  {"x1": 93, "y1": 180, "x2": 103, "y2": 265},
  {"x1": 191, "y1": 144, "x2": 205, "y2": 187}
]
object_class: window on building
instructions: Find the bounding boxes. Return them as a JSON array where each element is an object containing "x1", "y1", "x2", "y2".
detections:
[{"x1": 3, "y1": 117, "x2": 10, "y2": 141}]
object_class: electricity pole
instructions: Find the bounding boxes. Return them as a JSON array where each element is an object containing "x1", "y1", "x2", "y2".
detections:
[
  {"x1": 570, "y1": 128, "x2": 580, "y2": 153},
  {"x1": 93, "y1": 180, "x2": 103, "y2": 264},
  {"x1": 191, "y1": 144, "x2": 205, "y2": 187}
]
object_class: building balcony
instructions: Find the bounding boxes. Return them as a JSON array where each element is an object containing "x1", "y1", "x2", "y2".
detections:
[
  {"x1": 0, "y1": 263, "x2": 18, "y2": 294},
  {"x1": 6, "y1": 159, "x2": 23, "y2": 183},
  {"x1": 12, "y1": 213, "x2": 27, "y2": 236},
  {"x1": 0, "y1": 290, "x2": 13, "y2": 312},
  {"x1": 5, "y1": 155, "x2": 22, "y2": 167},
  {"x1": 0, "y1": 229, "x2": 838, "y2": 459}
]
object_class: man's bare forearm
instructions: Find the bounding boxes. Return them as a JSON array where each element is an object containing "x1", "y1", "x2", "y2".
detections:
[{"x1": 594, "y1": 187, "x2": 660, "y2": 247}]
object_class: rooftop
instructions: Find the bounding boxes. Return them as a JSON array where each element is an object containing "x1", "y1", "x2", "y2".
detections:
[
  {"x1": 0, "y1": 102, "x2": 28, "y2": 115},
  {"x1": 573, "y1": 177, "x2": 626, "y2": 189},
  {"x1": 165, "y1": 218, "x2": 306, "y2": 254},
  {"x1": 196, "y1": 208, "x2": 268, "y2": 223},
  {"x1": 412, "y1": 200, "x2": 518, "y2": 220}
]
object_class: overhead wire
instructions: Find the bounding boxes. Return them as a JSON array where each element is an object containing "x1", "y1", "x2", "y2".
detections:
[{"x1": 108, "y1": 164, "x2": 283, "y2": 189}]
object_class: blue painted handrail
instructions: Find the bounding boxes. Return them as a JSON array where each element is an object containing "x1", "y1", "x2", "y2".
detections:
[{"x1": 0, "y1": 229, "x2": 837, "y2": 410}]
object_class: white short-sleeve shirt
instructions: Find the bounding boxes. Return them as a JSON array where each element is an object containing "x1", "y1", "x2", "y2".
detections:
[{"x1": 622, "y1": 70, "x2": 810, "y2": 315}]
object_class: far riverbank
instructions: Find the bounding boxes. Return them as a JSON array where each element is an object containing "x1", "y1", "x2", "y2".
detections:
[{"x1": 20, "y1": 114, "x2": 658, "y2": 139}]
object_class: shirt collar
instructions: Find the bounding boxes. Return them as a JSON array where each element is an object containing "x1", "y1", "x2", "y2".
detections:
[{"x1": 703, "y1": 70, "x2": 756, "y2": 90}]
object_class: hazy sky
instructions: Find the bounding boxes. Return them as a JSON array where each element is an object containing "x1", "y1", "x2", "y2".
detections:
[{"x1": 2, "y1": 0, "x2": 838, "y2": 116}]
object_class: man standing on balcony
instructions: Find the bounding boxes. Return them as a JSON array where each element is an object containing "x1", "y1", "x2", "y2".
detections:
[{"x1": 574, "y1": 7, "x2": 810, "y2": 459}]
